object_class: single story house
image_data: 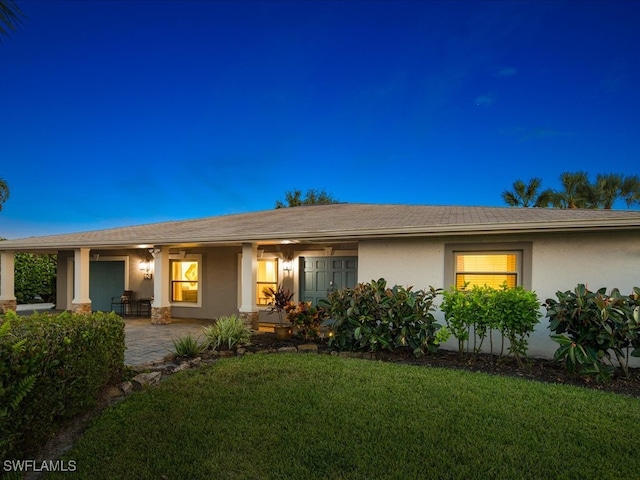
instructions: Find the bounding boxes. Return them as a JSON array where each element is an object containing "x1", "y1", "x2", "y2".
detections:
[{"x1": 1, "y1": 203, "x2": 639, "y2": 359}]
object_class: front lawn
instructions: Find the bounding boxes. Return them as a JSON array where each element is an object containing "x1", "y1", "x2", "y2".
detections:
[{"x1": 49, "y1": 354, "x2": 640, "y2": 479}]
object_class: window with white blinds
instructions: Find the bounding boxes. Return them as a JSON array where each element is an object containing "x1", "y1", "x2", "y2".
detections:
[{"x1": 454, "y1": 252, "x2": 519, "y2": 290}]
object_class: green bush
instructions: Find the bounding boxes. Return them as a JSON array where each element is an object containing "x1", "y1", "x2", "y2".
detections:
[
  {"x1": 441, "y1": 285, "x2": 541, "y2": 366},
  {"x1": 545, "y1": 284, "x2": 640, "y2": 382},
  {"x1": 14, "y1": 253, "x2": 57, "y2": 304},
  {"x1": 202, "y1": 314, "x2": 252, "y2": 350},
  {"x1": 320, "y1": 278, "x2": 444, "y2": 356},
  {"x1": 0, "y1": 310, "x2": 125, "y2": 460},
  {"x1": 286, "y1": 301, "x2": 322, "y2": 340}
]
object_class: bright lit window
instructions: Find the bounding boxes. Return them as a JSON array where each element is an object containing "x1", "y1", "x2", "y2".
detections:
[
  {"x1": 454, "y1": 253, "x2": 519, "y2": 290},
  {"x1": 257, "y1": 258, "x2": 278, "y2": 305},
  {"x1": 171, "y1": 260, "x2": 199, "y2": 303}
]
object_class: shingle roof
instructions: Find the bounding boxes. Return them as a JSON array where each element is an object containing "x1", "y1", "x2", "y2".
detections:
[{"x1": 2, "y1": 203, "x2": 640, "y2": 251}]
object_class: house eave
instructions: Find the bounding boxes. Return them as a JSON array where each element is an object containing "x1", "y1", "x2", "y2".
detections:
[{"x1": 3, "y1": 220, "x2": 636, "y2": 252}]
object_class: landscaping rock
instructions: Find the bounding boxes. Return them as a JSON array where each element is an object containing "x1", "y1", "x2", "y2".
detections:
[
  {"x1": 105, "y1": 386, "x2": 123, "y2": 399},
  {"x1": 120, "y1": 381, "x2": 133, "y2": 396},
  {"x1": 236, "y1": 347, "x2": 247, "y2": 355},
  {"x1": 131, "y1": 371, "x2": 162, "y2": 390},
  {"x1": 172, "y1": 362, "x2": 191, "y2": 373},
  {"x1": 298, "y1": 344, "x2": 318, "y2": 354},
  {"x1": 277, "y1": 346, "x2": 297, "y2": 354}
]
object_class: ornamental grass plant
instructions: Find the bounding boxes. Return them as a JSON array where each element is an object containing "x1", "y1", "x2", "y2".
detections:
[{"x1": 202, "y1": 314, "x2": 252, "y2": 350}]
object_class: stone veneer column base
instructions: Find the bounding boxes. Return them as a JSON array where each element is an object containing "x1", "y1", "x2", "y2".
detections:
[
  {"x1": 72, "y1": 303, "x2": 92, "y2": 314},
  {"x1": 238, "y1": 311, "x2": 259, "y2": 330},
  {"x1": 0, "y1": 299, "x2": 17, "y2": 314},
  {"x1": 151, "y1": 306, "x2": 172, "y2": 325}
]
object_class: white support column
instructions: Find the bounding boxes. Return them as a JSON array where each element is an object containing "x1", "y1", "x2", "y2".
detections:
[
  {"x1": 0, "y1": 251, "x2": 17, "y2": 313},
  {"x1": 239, "y1": 243, "x2": 259, "y2": 329},
  {"x1": 72, "y1": 248, "x2": 92, "y2": 314},
  {"x1": 151, "y1": 247, "x2": 171, "y2": 324}
]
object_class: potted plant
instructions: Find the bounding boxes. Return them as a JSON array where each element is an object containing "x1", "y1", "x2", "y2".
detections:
[{"x1": 265, "y1": 285, "x2": 294, "y2": 339}]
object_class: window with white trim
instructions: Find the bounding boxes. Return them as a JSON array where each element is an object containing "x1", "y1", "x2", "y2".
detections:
[
  {"x1": 170, "y1": 258, "x2": 200, "y2": 304},
  {"x1": 257, "y1": 258, "x2": 278, "y2": 306}
]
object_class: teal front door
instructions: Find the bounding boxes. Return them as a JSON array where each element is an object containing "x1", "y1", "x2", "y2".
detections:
[
  {"x1": 89, "y1": 261, "x2": 125, "y2": 312},
  {"x1": 299, "y1": 256, "x2": 357, "y2": 305}
]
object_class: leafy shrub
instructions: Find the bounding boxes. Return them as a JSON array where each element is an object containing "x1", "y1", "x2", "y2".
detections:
[
  {"x1": 494, "y1": 286, "x2": 542, "y2": 367},
  {"x1": 440, "y1": 285, "x2": 496, "y2": 356},
  {"x1": 0, "y1": 310, "x2": 125, "y2": 459},
  {"x1": 320, "y1": 278, "x2": 444, "y2": 356},
  {"x1": 203, "y1": 314, "x2": 252, "y2": 350},
  {"x1": 0, "y1": 318, "x2": 36, "y2": 457},
  {"x1": 14, "y1": 253, "x2": 57, "y2": 303},
  {"x1": 441, "y1": 285, "x2": 541, "y2": 366},
  {"x1": 545, "y1": 284, "x2": 640, "y2": 382},
  {"x1": 172, "y1": 334, "x2": 206, "y2": 358},
  {"x1": 286, "y1": 302, "x2": 322, "y2": 340},
  {"x1": 264, "y1": 285, "x2": 294, "y2": 322}
]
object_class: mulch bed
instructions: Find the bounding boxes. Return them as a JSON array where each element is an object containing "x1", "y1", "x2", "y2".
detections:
[{"x1": 248, "y1": 332, "x2": 640, "y2": 398}]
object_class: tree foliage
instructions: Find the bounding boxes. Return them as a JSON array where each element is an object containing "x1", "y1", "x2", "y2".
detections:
[
  {"x1": 502, "y1": 172, "x2": 640, "y2": 209},
  {"x1": 501, "y1": 177, "x2": 553, "y2": 207},
  {"x1": 0, "y1": 177, "x2": 8, "y2": 212},
  {"x1": 0, "y1": 0, "x2": 24, "y2": 41},
  {"x1": 0, "y1": 240, "x2": 57, "y2": 304},
  {"x1": 275, "y1": 188, "x2": 339, "y2": 208},
  {"x1": 14, "y1": 253, "x2": 57, "y2": 303}
]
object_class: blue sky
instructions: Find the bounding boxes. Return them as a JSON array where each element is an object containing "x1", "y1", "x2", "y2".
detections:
[{"x1": 1, "y1": 0, "x2": 639, "y2": 239}]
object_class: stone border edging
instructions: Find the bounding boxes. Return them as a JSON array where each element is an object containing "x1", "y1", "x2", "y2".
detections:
[{"x1": 111, "y1": 343, "x2": 372, "y2": 400}]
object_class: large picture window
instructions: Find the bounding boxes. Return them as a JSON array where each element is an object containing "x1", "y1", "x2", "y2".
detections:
[
  {"x1": 257, "y1": 258, "x2": 278, "y2": 306},
  {"x1": 445, "y1": 243, "x2": 532, "y2": 291},
  {"x1": 455, "y1": 253, "x2": 518, "y2": 289},
  {"x1": 171, "y1": 259, "x2": 199, "y2": 303}
]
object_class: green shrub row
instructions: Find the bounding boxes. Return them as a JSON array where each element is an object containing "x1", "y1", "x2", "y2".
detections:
[
  {"x1": 319, "y1": 278, "x2": 445, "y2": 356},
  {"x1": 0, "y1": 310, "x2": 125, "y2": 460},
  {"x1": 320, "y1": 279, "x2": 639, "y2": 383},
  {"x1": 440, "y1": 285, "x2": 542, "y2": 367},
  {"x1": 545, "y1": 284, "x2": 640, "y2": 382}
]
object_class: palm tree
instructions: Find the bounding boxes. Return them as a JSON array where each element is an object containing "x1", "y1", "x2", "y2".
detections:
[
  {"x1": 0, "y1": 0, "x2": 24, "y2": 41},
  {"x1": 590, "y1": 173, "x2": 623, "y2": 209},
  {"x1": 501, "y1": 178, "x2": 553, "y2": 207},
  {"x1": 275, "y1": 188, "x2": 339, "y2": 208},
  {"x1": 0, "y1": 177, "x2": 8, "y2": 211},
  {"x1": 620, "y1": 174, "x2": 640, "y2": 208},
  {"x1": 573, "y1": 173, "x2": 640, "y2": 209},
  {"x1": 549, "y1": 171, "x2": 590, "y2": 209}
]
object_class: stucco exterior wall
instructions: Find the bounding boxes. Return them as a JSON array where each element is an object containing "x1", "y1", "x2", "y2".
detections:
[
  {"x1": 527, "y1": 230, "x2": 640, "y2": 359},
  {"x1": 358, "y1": 231, "x2": 640, "y2": 360},
  {"x1": 358, "y1": 238, "x2": 444, "y2": 289},
  {"x1": 170, "y1": 247, "x2": 240, "y2": 320}
]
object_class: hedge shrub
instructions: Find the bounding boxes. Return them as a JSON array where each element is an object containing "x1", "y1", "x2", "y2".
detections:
[
  {"x1": 440, "y1": 285, "x2": 541, "y2": 366},
  {"x1": 545, "y1": 284, "x2": 640, "y2": 382},
  {"x1": 320, "y1": 278, "x2": 445, "y2": 356},
  {"x1": 0, "y1": 310, "x2": 125, "y2": 460}
]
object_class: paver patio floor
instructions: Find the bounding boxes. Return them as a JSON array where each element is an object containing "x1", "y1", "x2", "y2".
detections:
[{"x1": 125, "y1": 317, "x2": 215, "y2": 366}]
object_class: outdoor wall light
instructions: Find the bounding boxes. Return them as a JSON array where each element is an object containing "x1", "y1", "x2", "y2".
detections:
[
  {"x1": 139, "y1": 260, "x2": 153, "y2": 279},
  {"x1": 282, "y1": 259, "x2": 293, "y2": 272}
]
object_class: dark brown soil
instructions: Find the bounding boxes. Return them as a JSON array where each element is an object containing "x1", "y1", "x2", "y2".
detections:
[{"x1": 248, "y1": 332, "x2": 640, "y2": 399}]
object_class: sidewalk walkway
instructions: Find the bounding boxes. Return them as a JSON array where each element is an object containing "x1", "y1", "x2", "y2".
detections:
[{"x1": 125, "y1": 317, "x2": 214, "y2": 366}]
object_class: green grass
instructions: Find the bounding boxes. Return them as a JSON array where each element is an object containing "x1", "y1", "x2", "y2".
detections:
[{"x1": 49, "y1": 354, "x2": 640, "y2": 480}]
